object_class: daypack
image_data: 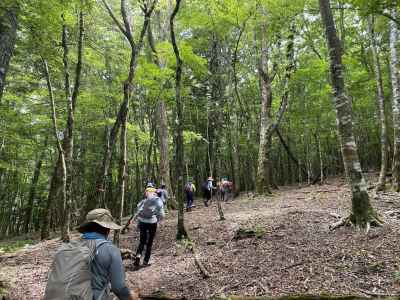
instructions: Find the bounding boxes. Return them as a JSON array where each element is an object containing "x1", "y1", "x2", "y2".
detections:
[
  {"x1": 185, "y1": 183, "x2": 193, "y2": 193},
  {"x1": 138, "y1": 197, "x2": 161, "y2": 219},
  {"x1": 44, "y1": 239, "x2": 109, "y2": 300}
]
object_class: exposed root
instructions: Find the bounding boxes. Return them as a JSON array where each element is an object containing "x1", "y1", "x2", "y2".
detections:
[
  {"x1": 192, "y1": 247, "x2": 211, "y2": 279},
  {"x1": 184, "y1": 241, "x2": 211, "y2": 279},
  {"x1": 329, "y1": 217, "x2": 351, "y2": 231},
  {"x1": 329, "y1": 212, "x2": 384, "y2": 232}
]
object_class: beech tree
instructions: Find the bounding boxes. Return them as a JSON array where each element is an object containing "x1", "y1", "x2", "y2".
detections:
[{"x1": 319, "y1": 0, "x2": 382, "y2": 230}]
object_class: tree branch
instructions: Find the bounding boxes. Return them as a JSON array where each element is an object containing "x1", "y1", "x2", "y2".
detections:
[{"x1": 100, "y1": 0, "x2": 128, "y2": 37}]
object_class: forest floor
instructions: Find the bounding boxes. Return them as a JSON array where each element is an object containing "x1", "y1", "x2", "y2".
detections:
[{"x1": 1, "y1": 176, "x2": 400, "y2": 299}]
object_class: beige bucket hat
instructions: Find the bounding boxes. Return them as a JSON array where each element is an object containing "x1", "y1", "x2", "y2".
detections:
[{"x1": 78, "y1": 208, "x2": 121, "y2": 232}]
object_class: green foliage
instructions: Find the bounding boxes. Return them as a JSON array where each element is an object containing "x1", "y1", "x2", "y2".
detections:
[{"x1": 0, "y1": 239, "x2": 34, "y2": 254}]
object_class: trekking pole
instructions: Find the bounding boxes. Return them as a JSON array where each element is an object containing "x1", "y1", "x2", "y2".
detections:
[{"x1": 121, "y1": 212, "x2": 138, "y2": 234}]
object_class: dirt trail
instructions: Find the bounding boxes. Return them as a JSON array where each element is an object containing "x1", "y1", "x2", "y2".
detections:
[{"x1": 1, "y1": 178, "x2": 400, "y2": 299}]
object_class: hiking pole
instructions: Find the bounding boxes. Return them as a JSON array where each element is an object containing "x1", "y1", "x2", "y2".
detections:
[{"x1": 121, "y1": 212, "x2": 138, "y2": 234}]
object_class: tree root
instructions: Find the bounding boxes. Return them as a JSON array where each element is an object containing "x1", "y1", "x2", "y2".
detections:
[
  {"x1": 184, "y1": 241, "x2": 211, "y2": 279},
  {"x1": 329, "y1": 212, "x2": 384, "y2": 232}
]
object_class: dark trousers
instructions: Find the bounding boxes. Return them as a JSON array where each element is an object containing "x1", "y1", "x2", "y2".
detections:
[
  {"x1": 186, "y1": 192, "x2": 194, "y2": 208},
  {"x1": 136, "y1": 221, "x2": 157, "y2": 263}
]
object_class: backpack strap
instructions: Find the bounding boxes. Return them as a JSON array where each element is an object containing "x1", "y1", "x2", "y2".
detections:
[{"x1": 92, "y1": 240, "x2": 113, "y2": 300}]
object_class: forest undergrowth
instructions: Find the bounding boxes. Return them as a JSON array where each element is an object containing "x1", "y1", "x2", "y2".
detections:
[{"x1": 1, "y1": 177, "x2": 400, "y2": 299}]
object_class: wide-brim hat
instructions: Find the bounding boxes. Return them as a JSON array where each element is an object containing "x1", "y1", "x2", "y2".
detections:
[
  {"x1": 207, "y1": 177, "x2": 213, "y2": 181},
  {"x1": 78, "y1": 208, "x2": 121, "y2": 232}
]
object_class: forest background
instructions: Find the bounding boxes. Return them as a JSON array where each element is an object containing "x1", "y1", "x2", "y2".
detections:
[{"x1": 0, "y1": 0, "x2": 399, "y2": 240}]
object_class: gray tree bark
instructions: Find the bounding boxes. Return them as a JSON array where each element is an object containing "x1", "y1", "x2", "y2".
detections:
[
  {"x1": 389, "y1": 8, "x2": 400, "y2": 192},
  {"x1": 367, "y1": 16, "x2": 388, "y2": 191},
  {"x1": 256, "y1": 13, "x2": 273, "y2": 195},
  {"x1": 319, "y1": 0, "x2": 381, "y2": 229}
]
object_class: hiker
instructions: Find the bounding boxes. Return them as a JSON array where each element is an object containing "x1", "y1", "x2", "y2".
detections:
[
  {"x1": 44, "y1": 208, "x2": 137, "y2": 300},
  {"x1": 134, "y1": 185, "x2": 165, "y2": 267},
  {"x1": 184, "y1": 178, "x2": 196, "y2": 211},
  {"x1": 157, "y1": 183, "x2": 168, "y2": 206},
  {"x1": 202, "y1": 176, "x2": 214, "y2": 207},
  {"x1": 219, "y1": 177, "x2": 233, "y2": 202}
]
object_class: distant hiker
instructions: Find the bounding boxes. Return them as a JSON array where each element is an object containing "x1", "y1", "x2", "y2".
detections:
[
  {"x1": 44, "y1": 208, "x2": 137, "y2": 300},
  {"x1": 184, "y1": 178, "x2": 196, "y2": 211},
  {"x1": 219, "y1": 177, "x2": 233, "y2": 202},
  {"x1": 157, "y1": 183, "x2": 168, "y2": 206},
  {"x1": 202, "y1": 176, "x2": 214, "y2": 207},
  {"x1": 134, "y1": 186, "x2": 165, "y2": 267}
]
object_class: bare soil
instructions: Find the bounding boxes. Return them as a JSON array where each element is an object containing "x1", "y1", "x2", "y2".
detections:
[{"x1": 1, "y1": 177, "x2": 400, "y2": 299}]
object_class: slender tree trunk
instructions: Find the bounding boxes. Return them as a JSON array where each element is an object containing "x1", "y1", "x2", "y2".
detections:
[
  {"x1": 114, "y1": 118, "x2": 127, "y2": 246},
  {"x1": 0, "y1": 4, "x2": 18, "y2": 103},
  {"x1": 90, "y1": 0, "x2": 156, "y2": 212},
  {"x1": 170, "y1": 0, "x2": 187, "y2": 240},
  {"x1": 41, "y1": 59, "x2": 68, "y2": 240},
  {"x1": 41, "y1": 13, "x2": 84, "y2": 240},
  {"x1": 256, "y1": 14, "x2": 273, "y2": 195},
  {"x1": 389, "y1": 8, "x2": 400, "y2": 192},
  {"x1": 367, "y1": 16, "x2": 388, "y2": 191},
  {"x1": 24, "y1": 137, "x2": 48, "y2": 233},
  {"x1": 319, "y1": 0, "x2": 381, "y2": 229}
]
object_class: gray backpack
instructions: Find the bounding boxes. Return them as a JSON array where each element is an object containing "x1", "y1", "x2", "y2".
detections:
[
  {"x1": 44, "y1": 239, "x2": 109, "y2": 300},
  {"x1": 138, "y1": 197, "x2": 161, "y2": 219}
]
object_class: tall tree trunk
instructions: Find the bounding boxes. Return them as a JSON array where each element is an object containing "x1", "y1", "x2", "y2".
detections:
[
  {"x1": 156, "y1": 101, "x2": 176, "y2": 208},
  {"x1": 148, "y1": 16, "x2": 175, "y2": 207},
  {"x1": 113, "y1": 118, "x2": 127, "y2": 246},
  {"x1": 367, "y1": 16, "x2": 388, "y2": 191},
  {"x1": 389, "y1": 8, "x2": 400, "y2": 192},
  {"x1": 24, "y1": 137, "x2": 48, "y2": 233},
  {"x1": 41, "y1": 12, "x2": 84, "y2": 240},
  {"x1": 41, "y1": 59, "x2": 67, "y2": 240},
  {"x1": 90, "y1": 0, "x2": 156, "y2": 212},
  {"x1": 319, "y1": 0, "x2": 381, "y2": 229},
  {"x1": 170, "y1": 0, "x2": 187, "y2": 240},
  {"x1": 0, "y1": 4, "x2": 18, "y2": 103},
  {"x1": 256, "y1": 14, "x2": 273, "y2": 195}
]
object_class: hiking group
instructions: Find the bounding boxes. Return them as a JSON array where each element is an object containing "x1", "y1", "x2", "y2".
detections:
[{"x1": 44, "y1": 177, "x2": 234, "y2": 300}]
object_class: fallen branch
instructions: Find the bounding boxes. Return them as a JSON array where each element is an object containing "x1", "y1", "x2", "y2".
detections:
[
  {"x1": 329, "y1": 213, "x2": 341, "y2": 219},
  {"x1": 282, "y1": 261, "x2": 308, "y2": 270},
  {"x1": 358, "y1": 288, "x2": 398, "y2": 297},
  {"x1": 191, "y1": 246, "x2": 211, "y2": 279}
]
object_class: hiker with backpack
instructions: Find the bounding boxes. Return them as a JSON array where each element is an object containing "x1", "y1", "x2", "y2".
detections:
[
  {"x1": 134, "y1": 185, "x2": 165, "y2": 267},
  {"x1": 219, "y1": 177, "x2": 233, "y2": 202},
  {"x1": 157, "y1": 183, "x2": 168, "y2": 206},
  {"x1": 44, "y1": 208, "x2": 137, "y2": 300},
  {"x1": 184, "y1": 178, "x2": 196, "y2": 212},
  {"x1": 202, "y1": 176, "x2": 214, "y2": 207}
]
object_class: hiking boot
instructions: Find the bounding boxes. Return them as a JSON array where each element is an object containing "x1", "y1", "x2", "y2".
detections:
[
  {"x1": 143, "y1": 261, "x2": 151, "y2": 267},
  {"x1": 133, "y1": 254, "x2": 141, "y2": 267}
]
